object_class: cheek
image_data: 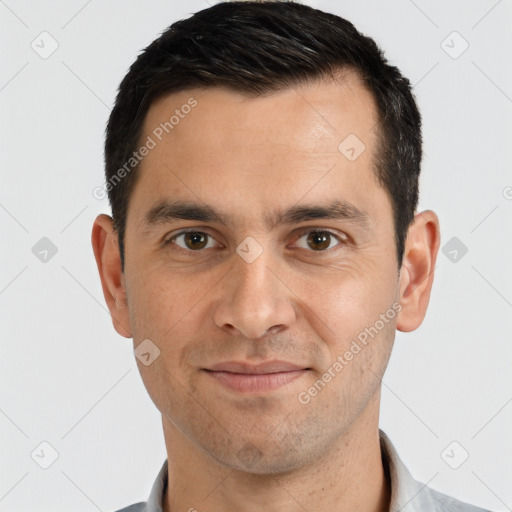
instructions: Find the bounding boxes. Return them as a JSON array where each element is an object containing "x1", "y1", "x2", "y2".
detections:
[
  {"x1": 289, "y1": 258, "x2": 397, "y2": 348},
  {"x1": 125, "y1": 263, "x2": 210, "y2": 341},
  {"x1": 127, "y1": 271, "x2": 202, "y2": 410}
]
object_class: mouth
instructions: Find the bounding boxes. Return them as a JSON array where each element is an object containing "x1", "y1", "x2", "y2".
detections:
[{"x1": 203, "y1": 360, "x2": 311, "y2": 393}]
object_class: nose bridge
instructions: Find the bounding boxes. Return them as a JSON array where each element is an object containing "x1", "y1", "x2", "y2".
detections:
[
  {"x1": 213, "y1": 243, "x2": 295, "y2": 339},
  {"x1": 236, "y1": 248, "x2": 275, "y2": 300}
]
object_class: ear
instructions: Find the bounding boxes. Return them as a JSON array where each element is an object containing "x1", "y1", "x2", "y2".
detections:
[
  {"x1": 91, "y1": 214, "x2": 132, "y2": 338},
  {"x1": 396, "y1": 210, "x2": 441, "y2": 332}
]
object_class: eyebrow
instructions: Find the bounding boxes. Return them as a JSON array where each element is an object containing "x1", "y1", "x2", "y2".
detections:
[{"x1": 139, "y1": 199, "x2": 372, "y2": 232}]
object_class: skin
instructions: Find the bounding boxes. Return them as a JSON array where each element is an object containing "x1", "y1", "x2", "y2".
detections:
[{"x1": 92, "y1": 72, "x2": 440, "y2": 512}]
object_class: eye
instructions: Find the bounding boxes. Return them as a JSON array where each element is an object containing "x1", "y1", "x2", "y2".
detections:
[
  {"x1": 166, "y1": 230, "x2": 219, "y2": 252},
  {"x1": 164, "y1": 228, "x2": 347, "y2": 254},
  {"x1": 294, "y1": 229, "x2": 346, "y2": 251}
]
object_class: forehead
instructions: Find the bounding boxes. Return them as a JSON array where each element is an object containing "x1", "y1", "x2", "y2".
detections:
[
  {"x1": 144, "y1": 72, "x2": 377, "y2": 155},
  {"x1": 127, "y1": 74, "x2": 385, "y2": 230}
]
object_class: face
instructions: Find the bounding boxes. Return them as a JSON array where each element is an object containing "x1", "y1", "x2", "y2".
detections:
[{"x1": 113, "y1": 75, "x2": 403, "y2": 473}]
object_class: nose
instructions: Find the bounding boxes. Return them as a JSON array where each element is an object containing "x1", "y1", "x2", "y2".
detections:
[{"x1": 212, "y1": 248, "x2": 297, "y2": 340}]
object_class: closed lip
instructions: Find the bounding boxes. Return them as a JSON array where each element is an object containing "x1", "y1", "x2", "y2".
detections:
[{"x1": 206, "y1": 360, "x2": 309, "y2": 374}]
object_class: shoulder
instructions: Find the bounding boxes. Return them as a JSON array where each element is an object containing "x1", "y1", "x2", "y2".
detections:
[
  {"x1": 112, "y1": 502, "x2": 146, "y2": 512},
  {"x1": 425, "y1": 486, "x2": 493, "y2": 512},
  {"x1": 379, "y1": 430, "x2": 495, "y2": 512}
]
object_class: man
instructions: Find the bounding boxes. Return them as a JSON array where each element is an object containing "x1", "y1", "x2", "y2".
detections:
[{"x1": 91, "y1": 2, "x2": 491, "y2": 511}]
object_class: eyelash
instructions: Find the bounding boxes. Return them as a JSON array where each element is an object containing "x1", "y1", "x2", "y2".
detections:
[{"x1": 164, "y1": 227, "x2": 348, "y2": 255}]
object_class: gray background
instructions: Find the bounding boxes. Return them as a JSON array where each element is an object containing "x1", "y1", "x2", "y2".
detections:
[{"x1": 1, "y1": 0, "x2": 511, "y2": 510}]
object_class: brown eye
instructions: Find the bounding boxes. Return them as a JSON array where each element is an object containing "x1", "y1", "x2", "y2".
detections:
[
  {"x1": 307, "y1": 231, "x2": 332, "y2": 250},
  {"x1": 184, "y1": 232, "x2": 208, "y2": 250},
  {"x1": 294, "y1": 229, "x2": 344, "y2": 252},
  {"x1": 170, "y1": 231, "x2": 217, "y2": 251}
]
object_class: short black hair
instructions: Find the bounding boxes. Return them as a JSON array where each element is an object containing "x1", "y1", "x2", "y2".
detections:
[{"x1": 104, "y1": 0, "x2": 421, "y2": 272}]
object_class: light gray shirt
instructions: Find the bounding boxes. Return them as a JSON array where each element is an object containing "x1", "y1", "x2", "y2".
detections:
[{"x1": 114, "y1": 430, "x2": 492, "y2": 512}]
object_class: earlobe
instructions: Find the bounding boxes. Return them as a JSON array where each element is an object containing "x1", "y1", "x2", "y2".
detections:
[
  {"x1": 396, "y1": 210, "x2": 441, "y2": 333},
  {"x1": 91, "y1": 214, "x2": 132, "y2": 338}
]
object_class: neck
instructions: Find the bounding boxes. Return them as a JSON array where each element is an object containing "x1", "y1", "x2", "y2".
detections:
[{"x1": 162, "y1": 397, "x2": 390, "y2": 512}]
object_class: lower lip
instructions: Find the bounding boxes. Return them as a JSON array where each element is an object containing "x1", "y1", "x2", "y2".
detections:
[{"x1": 205, "y1": 370, "x2": 308, "y2": 393}]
